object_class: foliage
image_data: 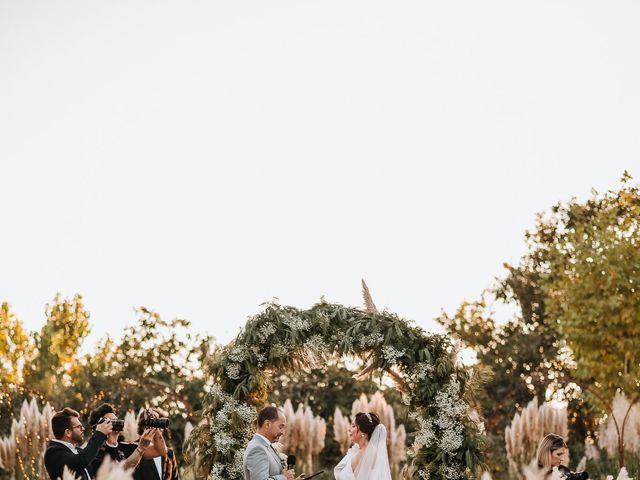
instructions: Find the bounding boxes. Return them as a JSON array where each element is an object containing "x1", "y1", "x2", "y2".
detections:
[
  {"x1": 0, "y1": 297, "x2": 210, "y2": 463},
  {"x1": 520, "y1": 173, "x2": 640, "y2": 467},
  {"x1": 537, "y1": 173, "x2": 640, "y2": 406},
  {"x1": 0, "y1": 303, "x2": 30, "y2": 385},
  {"x1": 69, "y1": 307, "x2": 210, "y2": 458},
  {"x1": 24, "y1": 294, "x2": 90, "y2": 406},
  {"x1": 439, "y1": 173, "x2": 640, "y2": 474},
  {"x1": 184, "y1": 301, "x2": 485, "y2": 480},
  {"x1": 437, "y1": 291, "x2": 568, "y2": 478}
]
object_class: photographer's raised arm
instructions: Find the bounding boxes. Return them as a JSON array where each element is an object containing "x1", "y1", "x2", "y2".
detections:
[
  {"x1": 121, "y1": 443, "x2": 147, "y2": 470},
  {"x1": 140, "y1": 427, "x2": 168, "y2": 458},
  {"x1": 66, "y1": 428, "x2": 109, "y2": 471}
]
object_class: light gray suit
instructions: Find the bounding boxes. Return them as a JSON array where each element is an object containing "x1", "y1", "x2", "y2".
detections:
[{"x1": 243, "y1": 434, "x2": 286, "y2": 480}]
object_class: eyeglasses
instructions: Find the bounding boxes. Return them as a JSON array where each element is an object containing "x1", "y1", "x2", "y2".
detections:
[{"x1": 70, "y1": 424, "x2": 85, "y2": 431}]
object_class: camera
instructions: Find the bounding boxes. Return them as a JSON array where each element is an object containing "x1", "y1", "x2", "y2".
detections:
[
  {"x1": 143, "y1": 418, "x2": 170, "y2": 429},
  {"x1": 97, "y1": 417, "x2": 125, "y2": 431},
  {"x1": 111, "y1": 419, "x2": 125, "y2": 431},
  {"x1": 558, "y1": 465, "x2": 588, "y2": 479}
]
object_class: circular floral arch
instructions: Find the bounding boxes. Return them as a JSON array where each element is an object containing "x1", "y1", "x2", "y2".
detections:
[{"x1": 184, "y1": 300, "x2": 484, "y2": 480}]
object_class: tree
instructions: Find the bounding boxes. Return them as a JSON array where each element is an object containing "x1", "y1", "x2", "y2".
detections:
[
  {"x1": 538, "y1": 173, "x2": 640, "y2": 466},
  {"x1": 0, "y1": 303, "x2": 30, "y2": 384},
  {"x1": 24, "y1": 294, "x2": 90, "y2": 405},
  {"x1": 437, "y1": 291, "x2": 568, "y2": 478},
  {"x1": 70, "y1": 307, "x2": 210, "y2": 458},
  {"x1": 0, "y1": 295, "x2": 210, "y2": 465},
  {"x1": 441, "y1": 173, "x2": 640, "y2": 472}
]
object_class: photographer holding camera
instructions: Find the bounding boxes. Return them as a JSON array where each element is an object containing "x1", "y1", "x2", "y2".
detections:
[
  {"x1": 44, "y1": 407, "x2": 113, "y2": 480},
  {"x1": 132, "y1": 408, "x2": 180, "y2": 480},
  {"x1": 87, "y1": 403, "x2": 163, "y2": 474},
  {"x1": 536, "y1": 434, "x2": 588, "y2": 479}
]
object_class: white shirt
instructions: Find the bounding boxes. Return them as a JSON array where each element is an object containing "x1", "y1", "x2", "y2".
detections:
[
  {"x1": 255, "y1": 433, "x2": 272, "y2": 445},
  {"x1": 51, "y1": 439, "x2": 78, "y2": 453},
  {"x1": 153, "y1": 456, "x2": 162, "y2": 478}
]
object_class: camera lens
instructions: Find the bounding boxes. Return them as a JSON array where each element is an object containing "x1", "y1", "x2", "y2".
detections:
[
  {"x1": 144, "y1": 418, "x2": 169, "y2": 429},
  {"x1": 111, "y1": 419, "x2": 125, "y2": 431}
]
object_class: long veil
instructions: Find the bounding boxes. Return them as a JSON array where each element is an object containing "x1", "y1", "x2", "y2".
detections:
[{"x1": 354, "y1": 424, "x2": 392, "y2": 480}]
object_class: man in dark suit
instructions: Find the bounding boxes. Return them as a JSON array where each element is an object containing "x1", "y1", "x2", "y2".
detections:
[
  {"x1": 131, "y1": 408, "x2": 178, "y2": 480},
  {"x1": 44, "y1": 407, "x2": 113, "y2": 480},
  {"x1": 87, "y1": 403, "x2": 161, "y2": 475}
]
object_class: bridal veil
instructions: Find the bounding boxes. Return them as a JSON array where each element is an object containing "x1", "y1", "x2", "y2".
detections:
[{"x1": 354, "y1": 424, "x2": 392, "y2": 480}]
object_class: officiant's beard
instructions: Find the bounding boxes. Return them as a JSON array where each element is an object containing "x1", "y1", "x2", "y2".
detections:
[{"x1": 265, "y1": 414, "x2": 287, "y2": 443}]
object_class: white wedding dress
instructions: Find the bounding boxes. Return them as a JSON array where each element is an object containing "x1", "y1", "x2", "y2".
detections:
[
  {"x1": 334, "y1": 424, "x2": 392, "y2": 480},
  {"x1": 334, "y1": 445, "x2": 358, "y2": 480}
]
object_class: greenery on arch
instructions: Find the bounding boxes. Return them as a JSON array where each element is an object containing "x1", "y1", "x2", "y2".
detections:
[{"x1": 184, "y1": 301, "x2": 485, "y2": 480}]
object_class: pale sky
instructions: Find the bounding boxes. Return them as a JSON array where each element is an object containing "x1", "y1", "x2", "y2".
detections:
[{"x1": 1, "y1": 1, "x2": 638, "y2": 351}]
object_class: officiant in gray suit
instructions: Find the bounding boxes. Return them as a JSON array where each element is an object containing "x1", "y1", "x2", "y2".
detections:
[{"x1": 243, "y1": 406, "x2": 304, "y2": 480}]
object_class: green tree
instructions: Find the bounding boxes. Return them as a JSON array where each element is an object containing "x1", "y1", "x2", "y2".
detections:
[
  {"x1": 0, "y1": 296, "x2": 209, "y2": 464},
  {"x1": 441, "y1": 173, "x2": 640, "y2": 473},
  {"x1": 24, "y1": 294, "x2": 90, "y2": 405},
  {"x1": 71, "y1": 307, "x2": 210, "y2": 458},
  {"x1": 0, "y1": 302, "x2": 30, "y2": 384},
  {"x1": 437, "y1": 287, "x2": 569, "y2": 478},
  {"x1": 538, "y1": 173, "x2": 640, "y2": 466}
]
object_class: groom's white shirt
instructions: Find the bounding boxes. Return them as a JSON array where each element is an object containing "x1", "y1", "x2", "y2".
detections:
[{"x1": 243, "y1": 433, "x2": 286, "y2": 480}]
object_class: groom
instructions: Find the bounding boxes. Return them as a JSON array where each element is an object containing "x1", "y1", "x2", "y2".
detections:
[{"x1": 243, "y1": 406, "x2": 304, "y2": 480}]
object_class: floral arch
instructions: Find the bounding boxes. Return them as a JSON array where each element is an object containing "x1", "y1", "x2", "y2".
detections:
[{"x1": 184, "y1": 291, "x2": 484, "y2": 480}]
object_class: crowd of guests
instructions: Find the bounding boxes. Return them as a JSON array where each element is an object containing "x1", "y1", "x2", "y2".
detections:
[{"x1": 43, "y1": 404, "x2": 179, "y2": 480}]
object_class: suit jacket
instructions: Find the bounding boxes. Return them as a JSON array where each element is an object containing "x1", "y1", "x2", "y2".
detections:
[
  {"x1": 243, "y1": 434, "x2": 286, "y2": 480},
  {"x1": 133, "y1": 451, "x2": 180, "y2": 480},
  {"x1": 90, "y1": 441, "x2": 137, "y2": 476},
  {"x1": 44, "y1": 431, "x2": 107, "y2": 480}
]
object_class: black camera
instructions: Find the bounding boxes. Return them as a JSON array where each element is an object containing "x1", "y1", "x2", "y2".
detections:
[
  {"x1": 143, "y1": 418, "x2": 170, "y2": 429},
  {"x1": 111, "y1": 419, "x2": 125, "y2": 431},
  {"x1": 97, "y1": 417, "x2": 125, "y2": 432},
  {"x1": 558, "y1": 465, "x2": 588, "y2": 480}
]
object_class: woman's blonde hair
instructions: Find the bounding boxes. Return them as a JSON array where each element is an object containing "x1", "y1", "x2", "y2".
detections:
[{"x1": 536, "y1": 433, "x2": 567, "y2": 469}]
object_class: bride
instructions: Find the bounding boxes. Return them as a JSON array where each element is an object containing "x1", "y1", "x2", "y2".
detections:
[{"x1": 334, "y1": 412, "x2": 392, "y2": 480}]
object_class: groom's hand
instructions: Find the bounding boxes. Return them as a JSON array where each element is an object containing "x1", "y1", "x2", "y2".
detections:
[
  {"x1": 281, "y1": 469, "x2": 295, "y2": 480},
  {"x1": 294, "y1": 475, "x2": 306, "y2": 480}
]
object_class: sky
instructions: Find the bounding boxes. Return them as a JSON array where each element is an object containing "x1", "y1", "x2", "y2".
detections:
[{"x1": 1, "y1": 1, "x2": 638, "y2": 351}]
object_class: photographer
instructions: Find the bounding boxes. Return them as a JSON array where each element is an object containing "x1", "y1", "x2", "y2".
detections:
[
  {"x1": 132, "y1": 408, "x2": 180, "y2": 480},
  {"x1": 536, "y1": 434, "x2": 588, "y2": 479},
  {"x1": 87, "y1": 403, "x2": 160, "y2": 474},
  {"x1": 44, "y1": 407, "x2": 112, "y2": 480},
  {"x1": 537, "y1": 433, "x2": 568, "y2": 475}
]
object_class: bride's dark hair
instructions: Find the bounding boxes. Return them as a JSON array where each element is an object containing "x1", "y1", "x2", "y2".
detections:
[{"x1": 354, "y1": 412, "x2": 381, "y2": 439}]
